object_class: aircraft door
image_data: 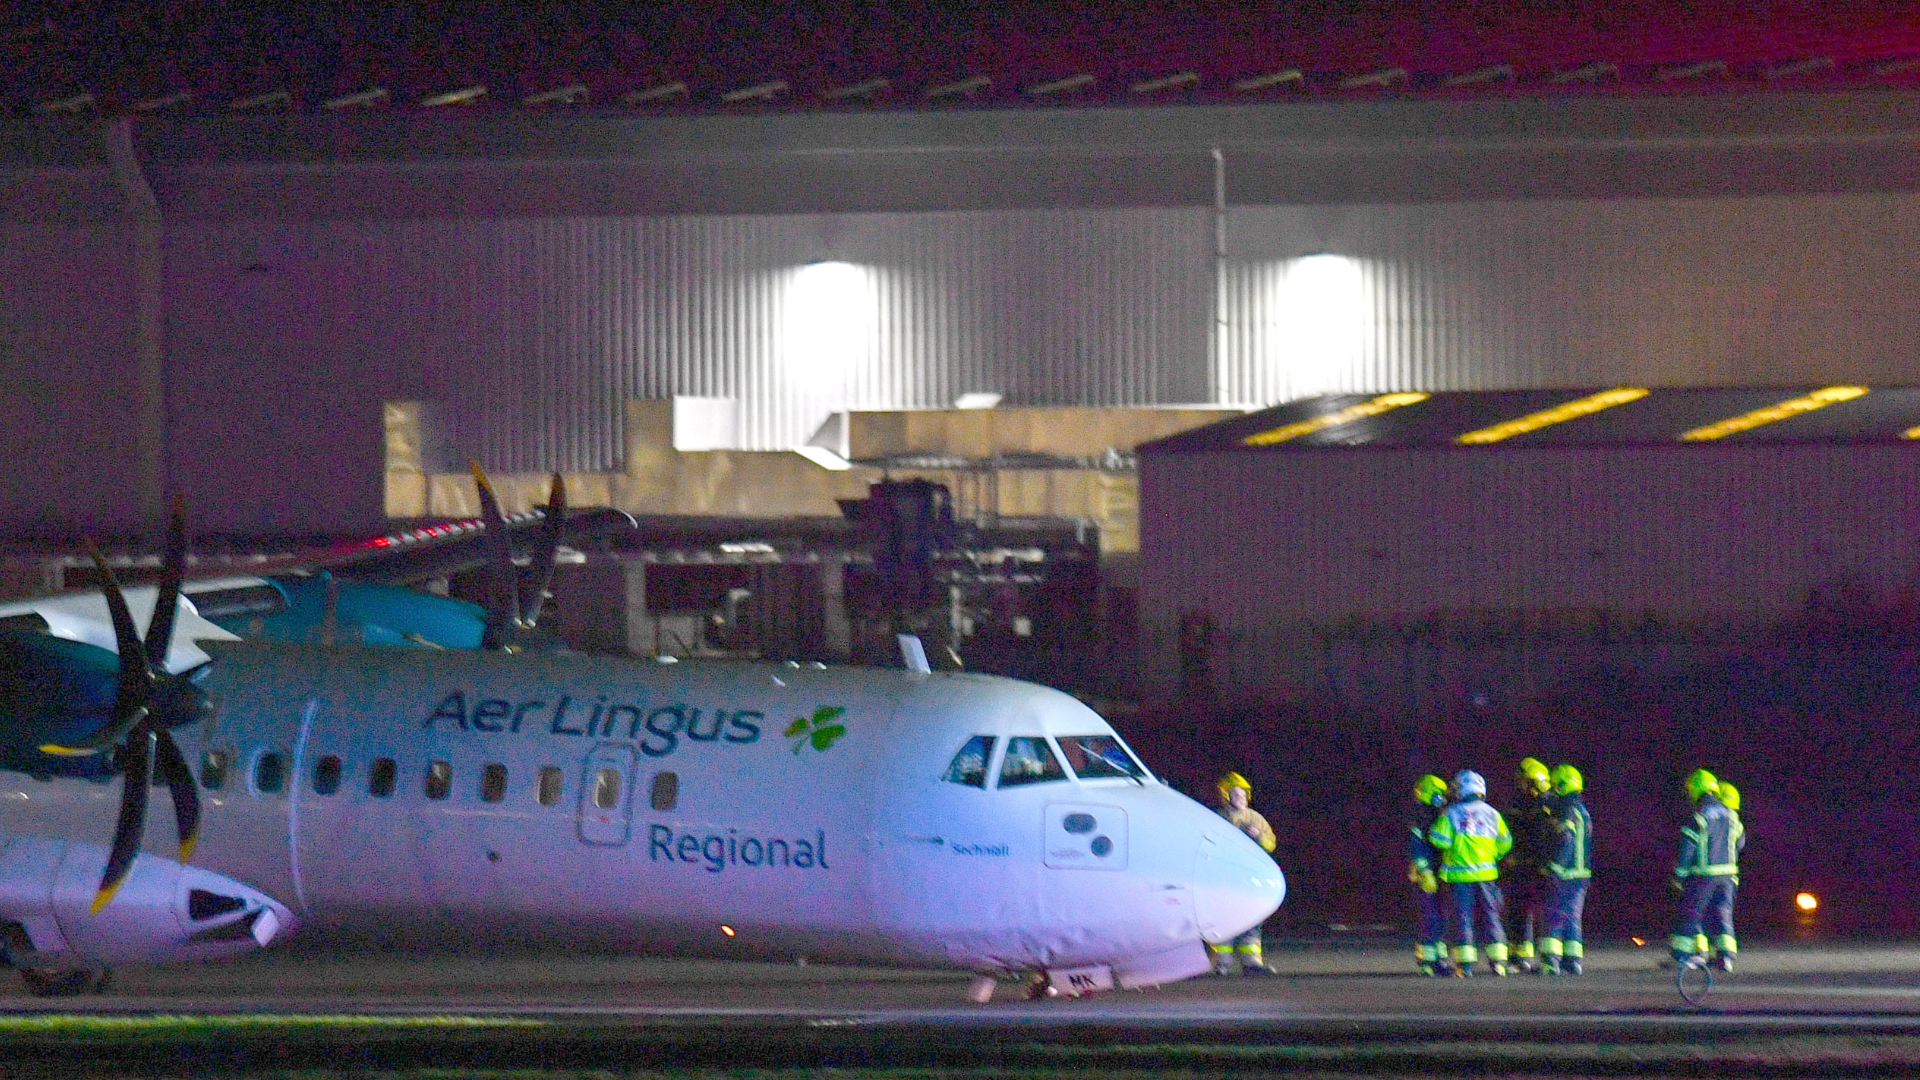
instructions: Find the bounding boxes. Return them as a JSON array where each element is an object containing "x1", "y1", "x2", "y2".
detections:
[{"x1": 577, "y1": 742, "x2": 638, "y2": 847}]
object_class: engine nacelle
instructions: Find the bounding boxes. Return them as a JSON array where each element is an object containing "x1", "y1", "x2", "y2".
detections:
[{"x1": 0, "y1": 838, "x2": 293, "y2": 968}]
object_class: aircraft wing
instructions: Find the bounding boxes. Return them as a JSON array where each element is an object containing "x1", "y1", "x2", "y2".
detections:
[{"x1": 230, "y1": 506, "x2": 640, "y2": 587}]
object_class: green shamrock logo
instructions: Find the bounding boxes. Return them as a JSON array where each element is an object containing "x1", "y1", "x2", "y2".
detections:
[{"x1": 785, "y1": 706, "x2": 848, "y2": 755}]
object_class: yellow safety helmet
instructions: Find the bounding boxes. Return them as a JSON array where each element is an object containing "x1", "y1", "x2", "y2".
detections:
[
  {"x1": 1684, "y1": 768, "x2": 1720, "y2": 803},
  {"x1": 1218, "y1": 771, "x2": 1252, "y2": 802},
  {"x1": 1719, "y1": 781, "x2": 1740, "y2": 812},
  {"x1": 1550, "y1": 763, "x2": 1583, "y2": 795},
  {"x1": 1414, "y1": 774, "x2": 1448, "y2": 807},
  {"x1": 1518, "y1": 757, "x2": 1550, "y2": 793}
]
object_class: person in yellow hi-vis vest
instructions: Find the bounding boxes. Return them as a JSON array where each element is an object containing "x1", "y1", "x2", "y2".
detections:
[
  {"x1": 1213, "y1": 771, "x2": 1278, "y2": 975},
  {"x1": 1408, "y1": 774, "x2": 1453, "y2": 976},
  {"x1": 1428, "y1": 770, "x2": 1515, "y2": 976}
]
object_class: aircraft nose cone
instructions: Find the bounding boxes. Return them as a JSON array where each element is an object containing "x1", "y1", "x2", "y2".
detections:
[{"x1": 1193, "y1": 828, "x2": 1286, "y2": 944}]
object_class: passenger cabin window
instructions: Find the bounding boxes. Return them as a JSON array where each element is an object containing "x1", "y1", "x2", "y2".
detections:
[
  {"x1": 481, "y1": 763, "x2": 508, "y2": 803},
  {"x1": 369, "y1": 757, "x2": 397, "y2": 798},
  {"x1": 997, "y1": 737, "x2": 1066, "y2": 787},
  {"x1": 313, "y1": 755, "x2": 342, "y2": 795},
  {"x1": 650, "y1": 771, "x2": 679, "y2": 811},
  {"x1": 1056, "y1": 735, "x2": 1146, "y2": 781},
  {"x1": 200, "y1": 750, "x2": 230, "y2": 791},
  {"x1": 942, "y1": 736, "x2": 996, "y2": 788},
  {"x1": 537, "y1": 766, "x2": 564, "y2": 806},
  {"x1": 593, "y1": 768, "x2": 621, "y2": 810},
  {"x1": 425, "y1": 760, "x2": 453, "y2": 800},
  {"x1": 253, "y1": 752, "x2": 286, "y2": 795}
]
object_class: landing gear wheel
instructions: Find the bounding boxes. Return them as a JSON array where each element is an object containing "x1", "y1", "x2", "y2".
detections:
[
  {"x1": 1676, "y1": 958, "x2": 1713, "y2": 1006},
  {"x1": 19, "y1": 967, "x2": 107, "y2": 997}
]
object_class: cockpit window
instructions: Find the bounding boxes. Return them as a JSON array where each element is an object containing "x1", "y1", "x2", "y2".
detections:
[
  {"x1": 942, "y1": 736, "x2": 996, "y2": 788},
  {"x1": 997, "y1": 737, "x2": 1066, "y2": 787},
  {"x1": 1056, "y1": 735, "x2": 1147, "y2": 781}
]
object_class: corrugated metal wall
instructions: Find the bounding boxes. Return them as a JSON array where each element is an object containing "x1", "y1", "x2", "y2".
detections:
[
  {"x1": 166, "y1": 208, "x2": 1211, "y2": 476},
  {"x1": 17, "y1": 186, "x2": 1920, "y2": 535},
  {"x1": 1138, "y1": 443, "x2": 1920, "y2": 695},
  {"x1": 1218, "y1": 194, "x2": 1920, "y2": 405},
  {"x1": 0, "y1": 211, "x2": 145, "y2": 532},
  {"x1": 1145, "y1": 444, "x2": 1920, "y2": 620}
]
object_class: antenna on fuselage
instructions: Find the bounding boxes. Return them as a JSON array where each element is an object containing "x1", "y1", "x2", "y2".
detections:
[{"x1": 897, "y1": 633, "x2": 931, "y2": 673}]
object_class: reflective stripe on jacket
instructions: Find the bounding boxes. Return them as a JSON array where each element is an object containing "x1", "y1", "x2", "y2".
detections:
[
  {"x1": 1428, "y1": 797, "x2": 1512, "y2": 883},
  {"x1": 1408, "y1": 805, "x2": 1443, "y2": 870},
  {"x1": 1548, "y1": 794, "x2": 1592, "y2": 880},
  {"x1": 1675, "y1": 794, "x2": 1742, "y2": 878}
]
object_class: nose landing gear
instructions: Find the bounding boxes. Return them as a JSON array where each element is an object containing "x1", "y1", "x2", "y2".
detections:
[{"x1": 18, "y1": 966, "x2": 112, "y2": 997}]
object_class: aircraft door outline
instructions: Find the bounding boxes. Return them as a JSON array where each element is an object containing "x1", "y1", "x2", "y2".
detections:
[{"x1": 577, "y1": 742, "x2": 638, "y2": 847}]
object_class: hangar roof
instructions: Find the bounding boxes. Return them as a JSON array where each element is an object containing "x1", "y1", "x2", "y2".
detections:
[
  {"x1": 6, "y1": 1, "x2": 1920, "y2": 119},
  {"x1": 1142, "y1": 387, "x2": 1920, "y2": 453}
]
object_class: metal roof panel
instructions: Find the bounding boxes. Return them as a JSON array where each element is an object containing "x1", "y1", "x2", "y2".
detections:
[{"x1": 1143, "y1": 387, "x2": 1920, "y2": 452}]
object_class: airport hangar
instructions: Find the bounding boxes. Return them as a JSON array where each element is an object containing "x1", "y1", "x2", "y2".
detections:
[{"x1": 8, "y1": 8, "x2": 1920, "y2": 693}]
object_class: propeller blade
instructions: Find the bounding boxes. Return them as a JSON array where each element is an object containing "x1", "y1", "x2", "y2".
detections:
[
  {"x1": 469, "y1": 461, "x2": 522, "y2": 634},
  {"x1": 521, "y1": 472, "x2": 566, "y2": 627},
  {"x1": 152, "y1": 730, "x2": 201, "y2": 863},
  {"x1": 84, "y1": 540, "x2": 153, "y2": 719},
  {"x1": 92, "y1": 728, "x2": 153, "y2": 914},
  {"x1": 144, "y1": 493, "x2": 188, "y2": 673}
]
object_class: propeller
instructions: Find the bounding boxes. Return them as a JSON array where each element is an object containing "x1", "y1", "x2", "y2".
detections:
[
  {"x1": 39, "y1": 497, "x2": 211, "y2": 912},
  {"x1": 469, "y1": 463, "x2": 569, "y2": 650}
]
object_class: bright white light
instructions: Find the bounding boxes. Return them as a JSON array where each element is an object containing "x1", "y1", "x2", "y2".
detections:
[
  {"x1": 785, "y1": 261, "x2": 873, "y2": 398},
  {"x1": 954, "y1": 392, "x2": 1002, "y2": 409},
  {"x1": 1276, "y1": 254, "x2": 1366, "y2": 395}
]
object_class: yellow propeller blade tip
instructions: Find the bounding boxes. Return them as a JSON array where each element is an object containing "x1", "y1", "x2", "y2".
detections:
[
  {"x1": 38, "y1": 743, "x2": 103, "y2": 757},
  {"x1": 90, "y1": 879, "x2": 126, "y2": 915},
  {"x1": 178, "y1": 837, "x2": 198, "y2": 864},
  {"x1": 468, "y1": 460, "x2": 494, "y2": 494}
]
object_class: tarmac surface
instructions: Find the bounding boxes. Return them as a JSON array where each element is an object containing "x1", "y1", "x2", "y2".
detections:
[
  {"x1": 7, "y1": 938, "x2": 1920, "y2": 1023},
  {"x1": 9, "y1": 939, "x2": 1920, "y2": 1074}
]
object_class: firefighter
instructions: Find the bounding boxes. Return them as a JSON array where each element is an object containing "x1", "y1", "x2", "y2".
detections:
[
  {"x1": 1429, "y1": 770, "x2": 1514, "y2": 976},
  {"x1": 1691, "y1": 781, "x2": 1746, "y2": 964},
  {"x1": 1505, "y1": 757, "x2": 1556, "y2": 972},
  {"x1": 1540, "y1": 763, "x2": 1592, "y2": 975},
  {"x1": 1213, "y1": 771, "x2": 1278, "y2": 975},
  {"x1": 1408, "y1": 774, "x2": 1452, "y2": 975},
  {"x1": 1670, "y1": 768, "x2": 1744, "y2": 973}
]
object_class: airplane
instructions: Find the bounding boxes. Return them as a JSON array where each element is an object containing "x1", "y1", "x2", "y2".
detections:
[
  {"x1": 0, "y1": 470, "x2": 634, "y2": 659},
  {"x1": 0, "y1": 508, "x2": 1285, "y2": 1001}
]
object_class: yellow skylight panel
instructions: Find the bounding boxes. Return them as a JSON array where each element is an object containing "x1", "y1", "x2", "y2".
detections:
[
  {"x1": 1455, "y1": 387, "x2": 1649, "y2": 445},
  {"x1": 1241, "y1": 392, "x2": 1430, "y2": 447},
  {"x1": 1678, "y1": 386, "x2": 1868, "y2": 442}
]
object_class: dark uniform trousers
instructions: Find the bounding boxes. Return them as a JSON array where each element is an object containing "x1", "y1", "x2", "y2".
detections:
[
  {"x1": 1671, "y1": 875, "x2": 1737, "y2": 959},
  {"x1": 1543, "y1": 878, "x2": 1588, "y2": 959}
]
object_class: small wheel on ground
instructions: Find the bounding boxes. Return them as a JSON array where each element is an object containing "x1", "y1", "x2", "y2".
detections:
[{"x1": 1676, "y1": 959, "x2": 1713, "y2": 1005}]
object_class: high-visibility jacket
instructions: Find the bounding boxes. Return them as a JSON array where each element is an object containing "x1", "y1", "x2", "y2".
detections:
[
  {"x1": 1675, "y1": 794, "x2": 1742, "y2": 878},
  {"x1": 1547, "y1": 794, "x2": 1592, "y2": 881},
  {"x1": 1220, "y1": 805, "x2": 1277, "y2": 853},
  {"x1": 1407, "y1": 804, "x2": 1443, "y2": 871},
  {"x1": 1428, "y1": 796, "x2": 1512, "y2": 883}
]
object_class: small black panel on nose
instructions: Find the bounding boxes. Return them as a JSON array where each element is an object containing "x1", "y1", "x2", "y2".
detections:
[{"x1": 1063, "y1": 812, "x2": 1097, "y2": 834}]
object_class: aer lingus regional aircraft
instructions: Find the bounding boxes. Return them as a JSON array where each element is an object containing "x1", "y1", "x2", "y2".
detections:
[{"x1": 0, "y1": 505, "x2": 1284, "y2": 1000}]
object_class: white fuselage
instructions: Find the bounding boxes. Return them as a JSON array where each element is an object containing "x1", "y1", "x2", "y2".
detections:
[{"x1": 2, "y1": 641, "x2": 1283, "y2": 980}]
